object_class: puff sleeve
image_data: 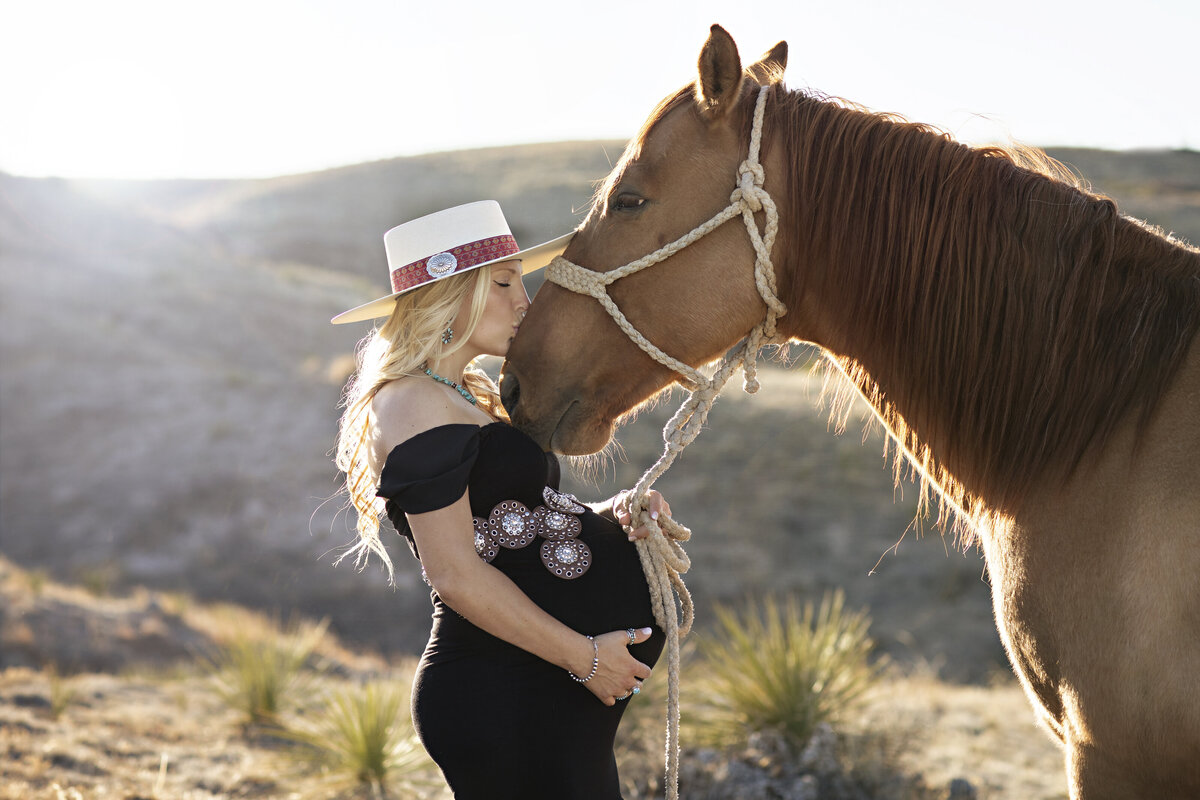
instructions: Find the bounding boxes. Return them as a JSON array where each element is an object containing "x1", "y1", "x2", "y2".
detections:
[{"x1": 376, "y1": 424, "x2": 481, "y2": 514}]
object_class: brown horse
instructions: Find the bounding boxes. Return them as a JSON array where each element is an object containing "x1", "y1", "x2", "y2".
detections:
[{"x1": 501, "y1": 24, "x2": 1200, "y2": 800}]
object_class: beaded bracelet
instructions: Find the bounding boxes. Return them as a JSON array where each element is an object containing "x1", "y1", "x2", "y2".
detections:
[{"x1": 568, "y1": 635, "x2": 599, "y2": 683}]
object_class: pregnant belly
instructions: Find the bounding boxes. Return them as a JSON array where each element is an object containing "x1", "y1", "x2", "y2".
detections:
[
  {"x1": 502, "y1": 516, "x2": 658, "y2": 638},
  {"x1": 425, "y1": 515, "x2": 664, "y2": 670}
]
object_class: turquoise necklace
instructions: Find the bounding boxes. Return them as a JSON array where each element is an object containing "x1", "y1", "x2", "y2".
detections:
[{"x1": 423, "y1": 366, "x2": 477, "y2": 405}]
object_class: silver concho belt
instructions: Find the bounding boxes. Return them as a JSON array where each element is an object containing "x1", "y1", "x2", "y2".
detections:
[{"x1": 473, "y1": 486, "x2": 592, "y2": 579}]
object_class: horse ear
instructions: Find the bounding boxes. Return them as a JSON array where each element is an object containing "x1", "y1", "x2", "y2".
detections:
[
  {"x1": 695, "y1": 24, "x2": 743, "y2": 120},
  {"x1": 745, "y1": 41, "x2": 788, "y2": 85}
]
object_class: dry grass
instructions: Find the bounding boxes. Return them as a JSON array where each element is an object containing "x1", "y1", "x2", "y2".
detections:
[
  {"x1": 0, "y1": 654, "x2": 1062, "y2": 800},
  {"x1": 851, "y1": 670, "x2": 1070, "y2": 800}
]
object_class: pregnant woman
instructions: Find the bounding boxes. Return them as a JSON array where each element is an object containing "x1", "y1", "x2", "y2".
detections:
[{"x1": 330, "y1": 201, "x2": 667, "y2": 799}]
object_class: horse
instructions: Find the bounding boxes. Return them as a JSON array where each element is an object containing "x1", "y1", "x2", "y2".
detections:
[{"x1": 500, "y1": 24, "x2": 1200, "y2": 800}]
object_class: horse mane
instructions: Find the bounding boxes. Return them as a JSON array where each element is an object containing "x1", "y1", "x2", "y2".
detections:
[{"x1": 749, "y1": 82, "x2": 1200, "y2": 537}]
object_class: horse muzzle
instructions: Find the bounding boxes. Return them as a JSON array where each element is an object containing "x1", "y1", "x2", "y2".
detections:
[{"x1": 500, "y1": 369, "x2": 564, "y2": 451}]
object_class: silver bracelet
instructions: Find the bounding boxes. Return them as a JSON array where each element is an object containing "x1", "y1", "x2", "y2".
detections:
[{"x1": 568, "y1": 635, "x2": 599, "y2": 683}]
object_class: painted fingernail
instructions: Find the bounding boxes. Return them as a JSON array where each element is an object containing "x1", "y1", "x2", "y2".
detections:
[
  {"x1": 650, "y1": 511, "x2": 659, "y2": 520},
  {"x1": 640, "y1": 627, "x2": 653, "y2": 635}
]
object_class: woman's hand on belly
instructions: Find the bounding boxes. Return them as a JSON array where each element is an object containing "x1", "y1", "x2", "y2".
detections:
[{"x1": 584, "y1": 627, "x2": 655, "y2": 706}]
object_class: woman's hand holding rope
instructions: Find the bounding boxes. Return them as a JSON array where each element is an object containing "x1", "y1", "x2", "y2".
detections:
[{"x1": 614, "y1": 489, "x2": 671, "y2": 541}]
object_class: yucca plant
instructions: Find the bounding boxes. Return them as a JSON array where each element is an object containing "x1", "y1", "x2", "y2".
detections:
[
  {"x1": 691, "y1": 589, "x2": 882, "y2": 750},
  {"x1": 208, "y1": 616, "x2": 329, "y2": 726},
  {"x1": 285, "y1": 679, "x2": 434, "y2": 797}
]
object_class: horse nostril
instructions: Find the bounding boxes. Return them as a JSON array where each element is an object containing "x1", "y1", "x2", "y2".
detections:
[{"x1": 500, "y1": 373, "x2": 521, "y2": 416}]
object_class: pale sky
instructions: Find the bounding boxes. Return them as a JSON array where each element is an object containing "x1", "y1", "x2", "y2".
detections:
[{"x1": 2, "y1": 0, "x2": 1196, "y2": 180}]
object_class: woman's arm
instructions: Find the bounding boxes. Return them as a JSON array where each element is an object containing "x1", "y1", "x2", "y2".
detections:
[{"x1": 409, "y1": 498, "x2": 652, "y2": 705}]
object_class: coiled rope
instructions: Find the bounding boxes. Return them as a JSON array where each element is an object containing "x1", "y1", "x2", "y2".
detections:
[{"x1": 545, "y1": 84, "x2": 785, "y2": 800}]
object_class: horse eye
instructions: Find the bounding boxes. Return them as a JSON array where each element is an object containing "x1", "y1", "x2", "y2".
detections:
[{"x1": 612, "y1": 193, "x2": 646, "y2": 213}]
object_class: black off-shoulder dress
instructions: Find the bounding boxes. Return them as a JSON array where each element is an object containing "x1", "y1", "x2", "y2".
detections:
[{"x1": 377, "y1": 421, "x2": 665, "y2": 800}]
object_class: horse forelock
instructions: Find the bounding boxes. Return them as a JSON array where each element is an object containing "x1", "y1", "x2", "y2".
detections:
[{"x1": 760, "y1": 85, "x2": 1200, "y2": 538}]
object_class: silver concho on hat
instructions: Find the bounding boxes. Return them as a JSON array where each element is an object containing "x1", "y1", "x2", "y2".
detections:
[{"x1": 426, "y1": 251, "x2": 458, "y2": 278}]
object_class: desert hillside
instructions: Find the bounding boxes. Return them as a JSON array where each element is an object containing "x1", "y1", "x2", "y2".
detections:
[{"x1": 1, "y1": 141, "x2": 1197, "y2": 679}]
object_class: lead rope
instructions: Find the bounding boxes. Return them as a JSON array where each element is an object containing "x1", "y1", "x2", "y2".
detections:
[{"x1": 546, "y1": 85, "x2": 785, "y2": 800}]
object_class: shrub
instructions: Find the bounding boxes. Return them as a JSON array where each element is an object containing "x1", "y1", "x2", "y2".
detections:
[
  {"x1": 25, "y1": 569, "x2": 47, "y2": 596},
  {"x1": 207, "y1": 616, "x2": 328, "y2": 726},
  {"x1": 691, "y1": 590, "x2": 882, "y2": 750},
  {"x1": 47, "y1": 665, "x2": 75, "y2": 720},
  {"x1": 285, "y1": 679, "x2": 434, "y2": 796}
]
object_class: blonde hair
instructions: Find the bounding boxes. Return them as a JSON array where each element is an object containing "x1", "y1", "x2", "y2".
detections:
[{"x1": 334, "y1": 266, "x2": 505, "y2": 581}]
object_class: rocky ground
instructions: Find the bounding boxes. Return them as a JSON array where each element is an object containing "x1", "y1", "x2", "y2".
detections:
[
  {"x1": 0, "y1": 671, "x2": 1070, "y2": 800},
  {"x1": 0, "y1": 666, "x2": 1067, "y2": 800},
  {"x1": 0, "y1": 558, "x2": 1068, "y2": 800}
]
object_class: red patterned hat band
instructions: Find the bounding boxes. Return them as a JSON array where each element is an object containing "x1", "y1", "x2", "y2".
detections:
[{"x1": 389, "y1": 235, "x2": 519, "y2": 293}]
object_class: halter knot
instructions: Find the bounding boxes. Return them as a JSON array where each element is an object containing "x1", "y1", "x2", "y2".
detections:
[
  {"x1": 739, "y1": 159, "x2": 765, "y2": 187},
  {"x1": 730, "y1": 161, "x2": 766, "y2": 213}
]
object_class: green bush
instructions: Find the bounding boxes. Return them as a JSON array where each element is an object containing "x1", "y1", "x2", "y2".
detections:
[
  {"x1": 207, "y1": 617, "x2": 328, "y2": 726},
  {"x1": 691, "y1": 590, "x2": 882, "y2": 750},
  {"x1": 285, "y1": 679, "x2": 434, "y2": 796}
]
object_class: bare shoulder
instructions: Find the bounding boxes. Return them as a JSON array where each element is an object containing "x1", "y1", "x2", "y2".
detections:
[
  {"x1": 371, "y1": 377, "x2": 485, "y2": 456},
  {"x1": 373, "y1": 379, "x2": 453, "y2": 447}
]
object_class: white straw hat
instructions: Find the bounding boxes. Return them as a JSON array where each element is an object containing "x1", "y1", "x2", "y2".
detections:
[{"x1": 331, "y1": 200, "x2": 572, "y2": 324}]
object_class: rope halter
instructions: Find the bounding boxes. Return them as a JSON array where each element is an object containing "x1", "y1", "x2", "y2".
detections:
[
  {"x1": 544, "y1": 84, "x2": 786, "y2": 800},
  {"x1": 547, "y1": 85, "x2": 786, "y2": 395}
]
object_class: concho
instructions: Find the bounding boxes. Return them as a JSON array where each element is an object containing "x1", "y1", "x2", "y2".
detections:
[
  {"x1": 472, "y1": 487, "x2": 592, "y2": 579},
  {"x1": 425, "y1": 251, "x2": 458, "y2": 278}
]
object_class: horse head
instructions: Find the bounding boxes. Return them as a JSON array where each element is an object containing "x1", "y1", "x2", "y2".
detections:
[{"x1": 502, "y1": 25, "x2": 792, "y2": 454}]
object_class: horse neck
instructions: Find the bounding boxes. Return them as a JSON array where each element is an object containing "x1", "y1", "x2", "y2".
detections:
[{"x1": 769, "y1": 92, "x2": 1200, "y2": 520}]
